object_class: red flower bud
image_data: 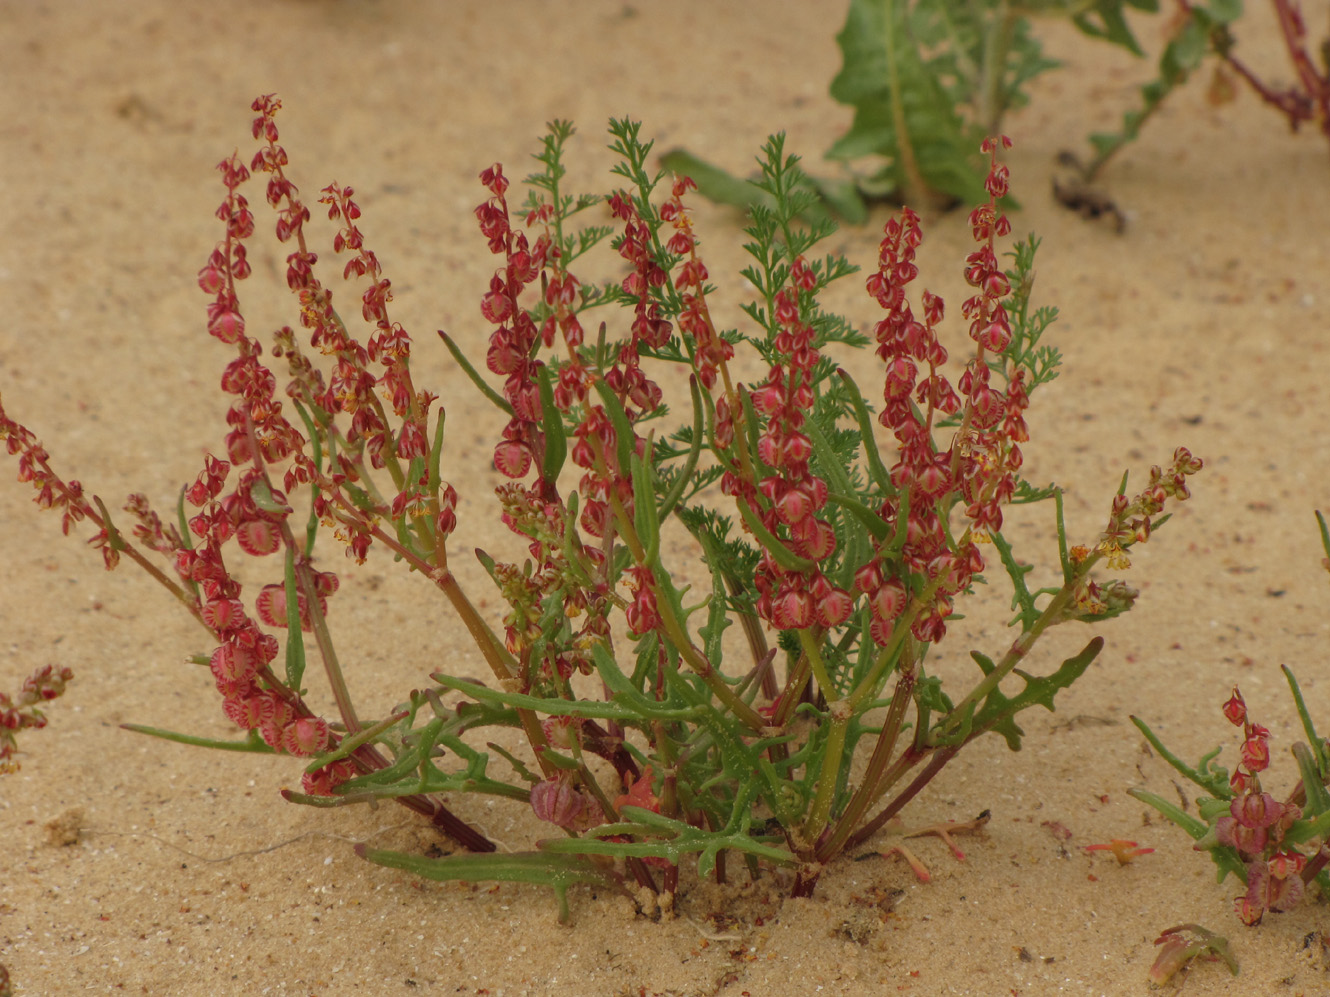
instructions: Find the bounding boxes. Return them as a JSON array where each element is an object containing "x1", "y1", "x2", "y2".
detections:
[
  {"x1": 1241, "y1": 734, "x2": 1270, "y2": 773},
  {"x1": 1221, "y1": 688, "x2": 1246, "y2": 726},
  {"x1": 869, "y1": 579, "x2": 907, "y2": 624},
  {"x1": 236, "y1": 518, "x2": 281, "y2": 557},
  {"x1": 281, "y1": 716, "x2": 330, "y2": 756},
  {"x1": 493, "y1": 440, "x2": 531, "y2": 479},
  {"x1": 531, "y1": 779, "x2": 584, "y2": 827}
]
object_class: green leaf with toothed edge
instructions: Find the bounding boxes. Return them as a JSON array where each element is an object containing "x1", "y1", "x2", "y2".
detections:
[
  {"x1": 541, "y1": 802, "x2": 796, "y2": 882},
  {"x1": 961, "y1": 637, "x2": 1103, "y2": 751},
  {"x1": 828, "y1": 0, "x2": 987, "y2": 206}
]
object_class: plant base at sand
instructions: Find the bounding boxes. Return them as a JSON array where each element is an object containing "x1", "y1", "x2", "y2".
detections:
[{"x1": 1148, "y1": 923, "x2": 1239, "y2": 986}]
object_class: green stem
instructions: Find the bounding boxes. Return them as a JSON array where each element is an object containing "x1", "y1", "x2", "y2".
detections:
[
  {"x1": 816, "y1": 652, "x2": 918, "y2": 861},
  {"x1": 602, "y1": 472, "x2": 767, "y2": 732},
  {"x1": 842, "y1": 744, "x2": 958, "y2": 852},
  {"x1": 800, "y1": 699, "x2": 850, "y2": 849},
  {"x1": 846, "y1": 576, "x2": 940, "y2": 714},
  {"x1": 797, "y1": 629, "x2": 848, "y2": 847},
  {"x1": 358, "y1": 519, "x2": 555, "y2": 775},
  {"x1": 975, "y1": 1, "x2": 1016, "y2": 136}
]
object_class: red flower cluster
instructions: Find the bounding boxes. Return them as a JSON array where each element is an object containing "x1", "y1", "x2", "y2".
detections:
[
  {"x1": 0, "y1": 664, "x2": 75, "y2": 773},
  {"x1": 1068, "y1": 446, "x2": 1204, "y2": 615},
  {"x1": 1214, "y1": 688, "x2": 1305, "y2": 924},
  {"x1": 181, "y1": 96, "x2": 372, "y2": 795},
  {"x1": 477, "y1": 163, "x2": 553, "y2": 482},
  {"x1": 665, "y1": 177, "x2": 732, "y2": 390},
  {"x1": 749, "y1": 255, "x2": 853, "y2": 632},
  {"x1": 0, "y1": 405, "x2": 95, "y2": 550},
  {"x1": 177, "y1": 455, "x2": 346, "y2": 791},
  {"x1": 859, "y1": 140, "x2": 1024, "y2": 644}
]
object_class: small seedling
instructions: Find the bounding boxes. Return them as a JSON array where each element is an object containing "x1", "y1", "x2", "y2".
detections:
[
  {"x1": 1083, "y1": 838, "x2": 1155, "y2": 866},
  {"x1": 1148, "y1": 923, "x2": 1239, "y2": 986}
]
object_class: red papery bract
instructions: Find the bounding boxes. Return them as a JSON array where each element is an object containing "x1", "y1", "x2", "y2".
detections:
[
  {"x1": 202, "y1": 597, "x2": 246, "y2": 632},
  {"x1": 530, "y1": 779, "x2": 584, "y2": 826},
  {"x1": 254, "y1": 583, "x2": 322, "y2": 631},
  {"x1": 1222, "y1": 688, "x2": 1247, "y2": 726},
  {"x1": 302, "y1": 759, "x2": 357, "y2": 797},
  {"x1": 771, "y1": 589, "x2": 812, "y2": 630},
  {"x1": 207, "y1": 310, "x2": 245, "y2": 344},
  {"x1": 210, "y1": 643, "x2": 260, "y2": 687},
  {"x1": 493, "y1": 440, "x2": 531, "y2": 479},
  {"x1": 814, "y1": 584, "x2": 854, "y2": 628},
  {"x1": 280, "y1": 716, "x2": 330, "y2": 756},
  {"x1": 254, "y1": 584, "x2": 287, "y2": 627},
  {"x1": 312, "y1": 571, "x2": 339, "y2": 597},
  {"x1": 869, "y1": 579, "x2": 907, "y2": 624},
  {"x1": 236, "y1": 518, "x2": 282, "y2": 556},
  {"x1": 222, "y1": 692, "x2": 264, "y2": 730}
]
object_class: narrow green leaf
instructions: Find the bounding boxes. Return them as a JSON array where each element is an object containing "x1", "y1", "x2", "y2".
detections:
[
  {"x1": 658, "y1": 149, "x2": 774, "y2": 213},
  {"x1": 1127, "y1": 788, "x2": 1209, "y2": 840},
  {"x1": 121, "y1": 724, "x2": 273, "y2": 753},
  {"x1": 282, "y1": 546, "x2": 307, "y2": 692},
  {"x1": 438, "y1": 331, "x2": 515, "y2": 416},
  {"x1": 303, "y1": 710, "x2": 408, "y2": 773},
  {"x1": 1130, "y1": 715, "x2": 1232, "y2": 799},
  {"x1": 1283, "y1": 664, "x2": 1329, "y2": 774},
  {"x1": 535, "y1": 364, "x2": 566, "y2": 483},
  {"x1": 839, "y1": 370, "x2": 893, "y2": 493},
  {"x1": 355, "y1": 845, "x2": 625, "y2": 923},
  {"x1": 1293, "y1": 742, "x2": 1330, "y2": 815},
  {"x1": 827, "y1": 491, "x2": 890, "y2": 542},
  {"x1": 735, "y1": 500, "x2": 816, "y2": 573},
  {"x1": 630, "y1": 445, "x2": 661, "y2": 565},
  {"x1": 655, "y1": 377, "x2": 705, "y2": 523},
  {"x1": 592, "y1": 379, "x2": 637, "y2": 476},
  {"x1": 426, "y1": 407, "x2": 447, "y2": 497}
]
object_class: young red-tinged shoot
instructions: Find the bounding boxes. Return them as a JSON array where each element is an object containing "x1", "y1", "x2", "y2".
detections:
[{"x1": 1083, "y1": 838, "x2": 1154, "y2": 866}]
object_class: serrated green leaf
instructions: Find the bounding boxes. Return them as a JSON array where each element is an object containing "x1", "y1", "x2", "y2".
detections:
[
  {"x1": 970, "y1": 638, "x2": 1103, "y2": 750},
  {"x1": 828, "y1": 0, "x2": 986, "y2": 206}
]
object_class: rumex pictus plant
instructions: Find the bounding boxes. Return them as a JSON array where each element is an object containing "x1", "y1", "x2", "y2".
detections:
[
  {"x1": 0, "y1": 96, "x2": 1202, "y2": 920},
  {"x1": 1132, "y1": 515, "x2": 1330, "y2": 926}
]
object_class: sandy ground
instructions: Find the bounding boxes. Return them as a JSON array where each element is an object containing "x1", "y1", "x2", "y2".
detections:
[{"x1": 2, "y1": 1, "x2": 1328, "y2": 994}]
